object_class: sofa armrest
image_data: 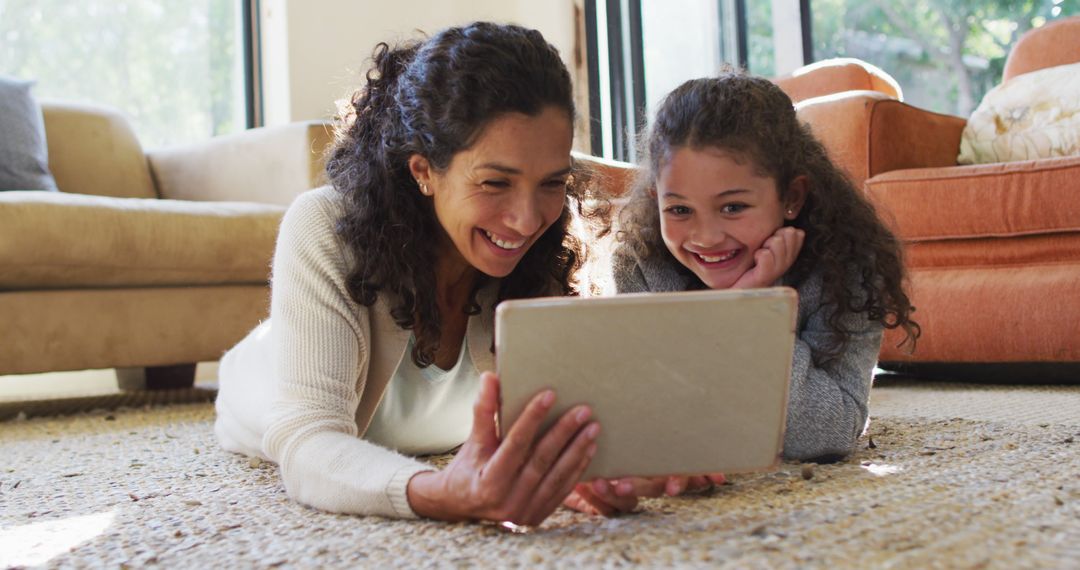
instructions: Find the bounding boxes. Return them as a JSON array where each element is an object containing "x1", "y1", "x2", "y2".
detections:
[
  {"x1": 773, "y1": 58, "x2": 903, "y2": 104},
  {"x1": 147, "y1": 121, "x2": 334, "y2": 206},
  {"x1": 572, "y1": 151, "x2": 637, "y2": 198},
  {"x1": 41, "y1": 101, "x2": 158, "y2": 199},
  {"x1": 796, "y1": 91, "x2": 968, "y2": 189}
]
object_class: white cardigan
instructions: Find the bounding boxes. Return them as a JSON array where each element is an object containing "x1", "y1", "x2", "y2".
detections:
[{"x1": 214, "y1": 186, "x2": 498, "y2": 518}]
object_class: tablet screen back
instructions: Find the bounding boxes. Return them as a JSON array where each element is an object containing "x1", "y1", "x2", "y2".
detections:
[{"x1": 496, "y1": 287, "x2": 797, "y2": 480}]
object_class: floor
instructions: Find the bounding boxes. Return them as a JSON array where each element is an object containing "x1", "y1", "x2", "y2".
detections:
[
  {"x1": 3, "y1": 381, "x2": 1078, "y2": 568},
  {"x1": 0, "y1": 362, "x2": 220, "y2": 403}
]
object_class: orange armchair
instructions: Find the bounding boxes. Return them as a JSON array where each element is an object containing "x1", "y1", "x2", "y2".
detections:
[
  {"x1": 796, "y1": 17, "x2": 1080, "y2": 373},
  {"x1": 773, "y1": 57, "x2": 903, "y2": 104}
]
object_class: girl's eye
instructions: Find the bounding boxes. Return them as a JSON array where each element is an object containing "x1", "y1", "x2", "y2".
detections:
[
  {"x1": 481, "y1": 180, "x2": 510, "y2": 189},
  {"x1": 542, "y1": 179, "x2": 569, "y2": 191},
  {"x1": 720, "y1": 203, "x2": 748, "y2": 214},
  {"x1": 664, "y1": 205, "x2": 692, "y2": 216}
]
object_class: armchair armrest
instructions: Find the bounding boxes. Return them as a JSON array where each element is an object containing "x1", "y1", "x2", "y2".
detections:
[
  {"x1": 773, "y1": 57, "x2": 903, "y2": 104},
  {"x1": 796, "y1": 92, "x2": 967, "y2": 188},
  {"x1": 148, "y1": 121, "x2": 334, "y2": 206},
  {"x1": 572, "y1": 151, "x2": 637, "y2": 198}
]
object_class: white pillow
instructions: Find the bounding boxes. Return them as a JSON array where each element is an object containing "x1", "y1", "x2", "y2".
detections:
[{"x1": 958, "y1": 62, "x2": 1080, "y2": 165}]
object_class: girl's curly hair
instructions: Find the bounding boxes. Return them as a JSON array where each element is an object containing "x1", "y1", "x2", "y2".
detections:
[
  {"x1": 618, "y1": 72, "x2": 919, "y2": 367},
  {"x1": 324, "y1": 22, "x2": 586, "y2": 367}
]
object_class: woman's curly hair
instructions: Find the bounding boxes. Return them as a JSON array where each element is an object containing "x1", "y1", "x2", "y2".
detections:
[
  {"x1": 324, "y1": 22, "x2": 585, "y2": 367},
  {"x1": 618, "y1": 72, "x2": 919, "y2": 367}
]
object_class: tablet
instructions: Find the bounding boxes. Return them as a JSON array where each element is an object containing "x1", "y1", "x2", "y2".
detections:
[{"x1": 495, "y1": 287, "x2": 797, "y2": 480}]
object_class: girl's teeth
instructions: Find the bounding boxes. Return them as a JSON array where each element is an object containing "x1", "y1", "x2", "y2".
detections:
[
  {"x1": 484, "y1": 230, "x2": 525, "y2": 250},
  {"x1": 699, "y1": 251, "x2": 736, "y2": 263}
]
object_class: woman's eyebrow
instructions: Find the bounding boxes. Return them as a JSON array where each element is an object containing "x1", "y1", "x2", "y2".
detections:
[
  {"x1": 476, "y1": 164, "x2": 573, "y2": 178},
  {"x1": 476, "y1": 163, "x2": 521, "y2": 175}
]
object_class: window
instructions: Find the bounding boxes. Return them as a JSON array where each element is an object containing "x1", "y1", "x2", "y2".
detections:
[
  {"x1": 0, "y1": 0, "x2": 251, "y2": 149},
  {"x1": 746, "y1": 0, "x2": 776, "y2": 76},
  {"x1": 810, "y1": 0, "x2": 1079, "y2": 116},
  {"x1": 641, "y1": 0, "x2": 727, "y2": 117},
  {"x1": 587, "y1": 0, "x2": 739, "y2": 161},
  {"x1": 586, "y1": 0, "x2": 1078, "y2": 159}
]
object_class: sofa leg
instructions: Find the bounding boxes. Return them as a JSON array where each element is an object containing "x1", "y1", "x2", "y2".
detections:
[{"x1": 115, "y1": 363, "x2": 197, "y2": 391}]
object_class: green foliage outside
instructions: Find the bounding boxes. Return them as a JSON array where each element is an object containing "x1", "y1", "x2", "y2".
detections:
[
  {"x1": 0, "y1": 0, "x2": 242, "y2": 149},
  {"x1": 808, "y1": 0, "x2": 1078, "y2": 116}
]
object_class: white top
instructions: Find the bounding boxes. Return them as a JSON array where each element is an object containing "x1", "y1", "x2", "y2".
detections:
[
  {"x1": 365, "y1": 335, "x2": 479, "y2": 455},
  {"x1": 213, "y1": 186, "x2": 501, "y2": 519}
]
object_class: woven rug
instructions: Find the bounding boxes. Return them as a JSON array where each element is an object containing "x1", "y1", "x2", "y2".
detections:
[{"x1": 2, "y1": 384, "x2": 1079, "y2": 569}]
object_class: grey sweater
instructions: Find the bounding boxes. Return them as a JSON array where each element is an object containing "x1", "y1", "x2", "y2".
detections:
[{"x1": 612, "y1": 247, "x2": 882, "y2": 461}]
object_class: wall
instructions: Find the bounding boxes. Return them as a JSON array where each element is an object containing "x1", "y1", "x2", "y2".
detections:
[{"x1": 259, "y1": 0, "x2": 582, "y2": 129}]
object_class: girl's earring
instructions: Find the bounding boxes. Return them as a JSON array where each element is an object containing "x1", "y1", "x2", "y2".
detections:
[{"x1": 419, "y1": 182, "x2": 431, "y2": 196}]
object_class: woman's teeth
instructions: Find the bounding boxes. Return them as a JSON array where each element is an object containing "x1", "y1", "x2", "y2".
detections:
[
  {"x1": 484, "y1": 230, "x2": 525, "y2": 250},
  {"x1": 697, "y1": 250, "x2": 737, "y2": 263}
]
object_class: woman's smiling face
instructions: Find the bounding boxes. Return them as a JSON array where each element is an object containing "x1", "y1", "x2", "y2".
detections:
[
  {"x1": 657, "y1": 146, "x2": 794, "y2": 289},
  {"x1": 412, "y1": 105, "x2": 574, "y2": 278}
]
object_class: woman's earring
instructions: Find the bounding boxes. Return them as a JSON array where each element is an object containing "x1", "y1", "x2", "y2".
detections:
[{"x1": 418, "y1": 181, "x2": 431, "y2": 196}]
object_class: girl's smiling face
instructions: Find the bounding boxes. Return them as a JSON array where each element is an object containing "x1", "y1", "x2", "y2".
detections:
[{"x1": 657, "y1": 146, "x2": 802, "y2": 289}]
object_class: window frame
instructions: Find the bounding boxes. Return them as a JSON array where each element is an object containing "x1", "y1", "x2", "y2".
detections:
[
  {"x1": 242, "y1": 0, "x2": 264, "y2": 129},
  {"x1": 584, "y1": 0, "x2": 814, "y2": 161}
]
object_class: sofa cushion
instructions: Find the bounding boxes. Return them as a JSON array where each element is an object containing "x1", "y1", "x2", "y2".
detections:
[
  {"x1": 879, "y1": 264, "x2": 1080, "y2": 363},
  {"x1": 958, "y1": 62, "x2": 1080, "y2": 165},
  {"x1": 0, "y1": 286, "x2": 270, "y2": 375},
  {"x1": 0, "y1": 76, "x2": 59, "y2": 192},
  {"x1": 865, "y1": 155, "x2": 1080, "y2": 242},
  {"x1": 905, "y1": 232, "x2": 1080, "y2": 269},
  {"x1": 0, "y1": 191, "x2": 285, "y2": 289},
  {"x1": 41, "y1": 102, "x2": 158, "y2": 199}
]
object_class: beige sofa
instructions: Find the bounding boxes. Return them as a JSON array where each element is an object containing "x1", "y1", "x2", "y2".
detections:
[{"x1": 0, "y1": 102, "x2": 332, "y2": 388}]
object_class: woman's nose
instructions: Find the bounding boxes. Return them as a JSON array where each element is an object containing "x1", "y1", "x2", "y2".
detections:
[{"x1": 505, "y1": 193, "x2": 544, "y2": 236}]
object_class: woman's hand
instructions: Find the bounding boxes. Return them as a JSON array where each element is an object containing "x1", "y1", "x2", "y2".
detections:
[
  {"x1": 406, "y1": 372, "x2": 600, "y2": 526},
  {"x1": 563, "y1": 473, "x2": 726, "y2": 516},
  {"x1": 732, "y1": 226, "x2": 805, "y2": 289}
]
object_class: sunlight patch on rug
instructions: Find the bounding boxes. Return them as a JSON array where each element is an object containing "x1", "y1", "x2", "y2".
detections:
[
  {"x1": 860, "y1": 462, "x2": 903, "y2": 476},
  {"x1": 0, "y1": 509, "x2": 116, "y2": 567}
]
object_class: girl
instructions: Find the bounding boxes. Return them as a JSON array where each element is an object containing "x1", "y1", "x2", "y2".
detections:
[
  {"x1": 613, "y1": 72, "x2": 918, "y2": 463},
  {"x1": 214, "y1": 23, "x2": 635, "y2": 525}
]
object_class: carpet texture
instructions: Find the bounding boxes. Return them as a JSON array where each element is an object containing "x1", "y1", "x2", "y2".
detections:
[
  {"x1": 871, "y1": 378, "x2": 1080, "y2": 425},
  {"x1": 2, "y1": 384, "x2": 1080, "y2": 569}
]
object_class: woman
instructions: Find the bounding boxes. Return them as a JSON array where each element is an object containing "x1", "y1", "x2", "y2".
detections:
[{"x1": 214, "y1": 22, "x2": 635, "y2": 525}]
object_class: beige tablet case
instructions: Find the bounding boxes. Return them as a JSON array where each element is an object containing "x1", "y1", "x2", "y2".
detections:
[{"x1": 496, "y1": 287, "x2": 797, "y2": 480}]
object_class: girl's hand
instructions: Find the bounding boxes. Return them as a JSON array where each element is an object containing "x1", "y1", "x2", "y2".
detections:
[
  {"x1": 612, "y1": 474, "x2": 726, "y2": 497},
  {"x1": 652, "y1": 473, "x2": 726, "y2": 496},
  {"x1": 406, "y1": 372, "x2": 600, "y2": 526},
  {"x1": 732, "y1": 226, "x2": 805, "y2": 290},
  {"x1": 563, "y1": 473, "x2": 726, "y2": 516},
  {"x1": 563, "y1": 479, "x2": 639, "y2": 516}
]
